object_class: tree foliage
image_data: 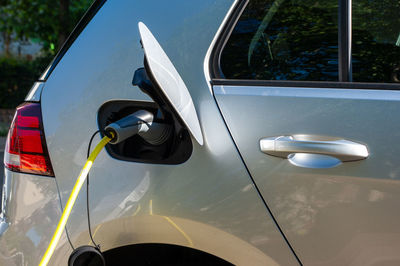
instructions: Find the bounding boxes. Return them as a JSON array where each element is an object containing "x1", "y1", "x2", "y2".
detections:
[
  {"x1": 0, "y1": 0, "x2": 92, "y2": 55},
  {"x1": 0, "y1": 0, "x2": 92, "y2": 109}
]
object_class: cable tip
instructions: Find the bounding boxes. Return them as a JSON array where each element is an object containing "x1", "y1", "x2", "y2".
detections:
[{"x1": 103, "y1": 129, "x2": 115, "y2": 140}]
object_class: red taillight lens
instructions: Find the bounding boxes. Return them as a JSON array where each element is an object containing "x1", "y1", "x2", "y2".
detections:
[{"x1": 4, "y1": 103, "x2": 54, "y2": 176}]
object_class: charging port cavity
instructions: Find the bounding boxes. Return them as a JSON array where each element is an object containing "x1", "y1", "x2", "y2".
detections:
[{"x1": 97, "y1": 100, "x2": 193, "y2": 164}]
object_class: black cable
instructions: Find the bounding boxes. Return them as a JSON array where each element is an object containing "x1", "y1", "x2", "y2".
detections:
[
  {"x1": 86, "y1": 130, "x2": 101, "y2": 250},
  {"x1": 65, "y1": 227, "x2": 75, "y2": 250}
]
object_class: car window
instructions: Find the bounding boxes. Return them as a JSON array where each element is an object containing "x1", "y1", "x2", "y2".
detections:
[
  {"x1": 352, "y1": 0, "x2": 400, "y2": 83},
  {"x1": 219, "y1": 0, "x2": 400, "y2": 85},
  {"x1": 220, "y1": 0, "x2": 339, "y2": 81}
]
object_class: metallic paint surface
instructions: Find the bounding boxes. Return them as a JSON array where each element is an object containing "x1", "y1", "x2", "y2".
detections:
[
  {"x1": 0, "y1": 169, "x2": 72, "y2": 265},
  {"x1": 214, "y1": 85, "x2": 400, "y2": 265},
  {"x1": 38, "y1": 0, "x2": 298, "y2": 265}
]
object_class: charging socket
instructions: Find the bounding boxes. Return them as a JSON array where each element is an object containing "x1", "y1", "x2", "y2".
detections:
[{"x1": 97, "y1": 100, "x2": 192, "y2": 164}]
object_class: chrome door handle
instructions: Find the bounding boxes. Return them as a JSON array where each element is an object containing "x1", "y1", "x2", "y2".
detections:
[{"x1": 260, "y1": 135, "x2": 369, "y2": 162}]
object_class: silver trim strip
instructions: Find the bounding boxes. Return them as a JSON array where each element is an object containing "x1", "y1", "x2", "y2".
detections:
[
  {"x1": 214, "y1": 85, "x2": 400, "y2": 101},
  {"x1": 25, "y1": 82, "x2": 45, "y2": 102}
]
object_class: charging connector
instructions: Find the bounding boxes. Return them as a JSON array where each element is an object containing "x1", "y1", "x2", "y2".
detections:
[
  {"x1": 105, "y1": 110, "x2": 153, "y2": 144},
  {"x1": 105, "y1": 109, "x2": 172, "y2": 146}
]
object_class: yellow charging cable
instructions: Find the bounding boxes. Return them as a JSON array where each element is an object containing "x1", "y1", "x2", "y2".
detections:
[{"x1": 39, "y1": 134, "x2": 113, "y2": 266}]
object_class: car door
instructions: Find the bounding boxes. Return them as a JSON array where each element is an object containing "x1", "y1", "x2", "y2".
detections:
[{"x1": 211, "y1": 0, "x2": 400, "y2": 265}]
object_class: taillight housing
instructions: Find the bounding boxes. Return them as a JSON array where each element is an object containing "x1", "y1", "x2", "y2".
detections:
[{"x1": 4, "y1": 103, "x2": 54, "y2": 176}]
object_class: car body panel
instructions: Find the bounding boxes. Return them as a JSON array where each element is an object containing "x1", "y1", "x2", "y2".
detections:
[
  {"x1": 73, "y1": 211, "x2": 284, "y2": 265},
  {"x1": 39, "y1": 0, "x2": 298, "y2": 265},
  {"x1": 213, "y1": 84, "x2": 400, "y2": 265},
  {"x1": 0, "y1": 169, "x2": 71, "y2": 265}
]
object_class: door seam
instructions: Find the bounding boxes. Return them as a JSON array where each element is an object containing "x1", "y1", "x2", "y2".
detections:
[{"x1": 211, "y1": 92, "x2": 303, "y2": 266}]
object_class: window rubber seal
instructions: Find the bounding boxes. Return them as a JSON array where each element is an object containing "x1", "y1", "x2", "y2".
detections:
[
  {"x1": 212, "y1": 78, "x2": 400, "y2": 90},
  {"x1": 209, "y1": 0, "x2": 249, "y2": 80}
]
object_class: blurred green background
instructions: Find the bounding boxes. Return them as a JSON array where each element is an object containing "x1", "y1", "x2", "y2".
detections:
[{"x1": 0, "y1": 0, "x2": 92, "y2": 135}]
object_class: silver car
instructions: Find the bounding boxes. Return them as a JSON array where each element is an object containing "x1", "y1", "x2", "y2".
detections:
[{"x1": 1, "y1": 0, "x2": 400, "y2": 265}]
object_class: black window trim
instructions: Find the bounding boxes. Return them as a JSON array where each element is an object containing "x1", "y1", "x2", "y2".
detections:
[
  {"x1": 210, "y1": 0, "x2": 249, "y2": 80},
  {"x1": 211, "y1": 0, "x2": 400, "y2": 90},
  {"x1": 38, "y1": 0, "x2": 107, "y2": 81},
  {"x1": 339, "y1": 0, "x2": 352, "y2": 82}
]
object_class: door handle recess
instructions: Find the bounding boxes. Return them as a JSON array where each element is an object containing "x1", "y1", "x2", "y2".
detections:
[{"x1": 260, "y1": 135, "x2": 369, "y2": 162}]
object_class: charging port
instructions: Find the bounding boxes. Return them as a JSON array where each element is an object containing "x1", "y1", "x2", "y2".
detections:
[{"x1": 97, "y1": 100, "x2": 192, "y2": 164}]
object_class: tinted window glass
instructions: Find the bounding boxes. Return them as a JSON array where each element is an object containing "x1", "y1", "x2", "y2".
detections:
[
  {"x1": 352, "y1": 1, "x2": 400, "y2": 83},
  {"x1": 220, "y1": 0, "x2": 339, "y2": 81}
]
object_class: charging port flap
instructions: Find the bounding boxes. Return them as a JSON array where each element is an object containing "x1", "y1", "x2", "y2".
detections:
[{"x1": 138, "y1": 22, "x2": 203, "y2": 146}]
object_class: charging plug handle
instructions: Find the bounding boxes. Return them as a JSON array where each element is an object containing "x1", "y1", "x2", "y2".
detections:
[
  {"x1": 105, "y1": 110, "x2": 154, "y2": 144},
  {"x1": 105, "y1": 109, "x2": 173, "y2": 145}
]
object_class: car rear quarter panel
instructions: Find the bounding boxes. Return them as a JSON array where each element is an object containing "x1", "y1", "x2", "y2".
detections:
[
  {"x1": 0, "y1": 169, "x2": 72, "y2": 265},
  {"x1": 40, "y1": 0, "x2": 298, "y2": 265}
]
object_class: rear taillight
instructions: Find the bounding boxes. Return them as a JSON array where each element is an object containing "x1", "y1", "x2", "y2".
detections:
[{"x1": 4, "y1": 103, "x2": 54, "y2": 176}]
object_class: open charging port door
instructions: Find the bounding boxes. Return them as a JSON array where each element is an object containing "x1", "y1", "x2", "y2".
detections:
[{"x1": 97, "y1": 22, "x2": 203, "y2": 165}]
